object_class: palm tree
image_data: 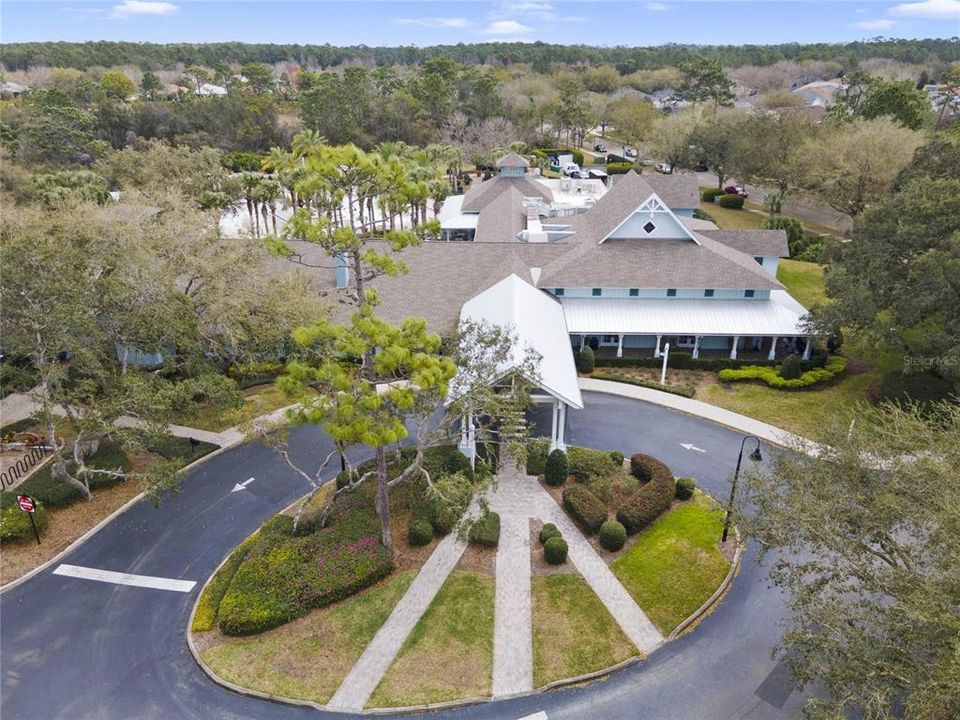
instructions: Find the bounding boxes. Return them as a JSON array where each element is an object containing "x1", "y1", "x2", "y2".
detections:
[
  {"x1": 239, "y1": 173, "x2": 262, "y2": 237},
  {"x1": 291, "y1": 129, "x2": 326, "y2": 162}
]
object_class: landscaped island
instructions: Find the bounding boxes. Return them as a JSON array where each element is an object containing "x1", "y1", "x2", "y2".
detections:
[{"x1": 189, "y1": 440, "x2": 735, "y2": 710}]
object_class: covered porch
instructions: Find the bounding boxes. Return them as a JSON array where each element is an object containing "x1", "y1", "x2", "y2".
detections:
[{"x1": 561, "y1": 291, "x2": 814, "y2": 363}]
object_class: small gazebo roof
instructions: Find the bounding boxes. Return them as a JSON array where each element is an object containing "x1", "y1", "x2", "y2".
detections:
[{"x1": 495, "y1": 152, "x2": 530, "y2": 169}]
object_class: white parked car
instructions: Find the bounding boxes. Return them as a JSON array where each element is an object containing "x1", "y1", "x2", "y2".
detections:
[
  {"x1": 655, "y1": 162, "x2": 672, "y2": 174},
  {"x1": 562, "y1": 162, "x2": 581, "y2": 176},
  {"x1": 624, "y1": 147, "x2": 638, "y2": 158}
]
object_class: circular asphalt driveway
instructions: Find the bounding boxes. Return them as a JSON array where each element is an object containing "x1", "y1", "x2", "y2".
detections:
[{"x1": 0, "y1": 391, "x2": 805, "y2": 720}]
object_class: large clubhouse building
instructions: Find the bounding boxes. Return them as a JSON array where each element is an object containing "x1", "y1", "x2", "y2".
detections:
[{"x1": 288, "y1": 153, "x2": 812, "y2": 453}]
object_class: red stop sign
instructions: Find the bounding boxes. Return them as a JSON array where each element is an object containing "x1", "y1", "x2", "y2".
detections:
[{"x1": 17, "y1": 495, "x2": 36, "y2": 513}]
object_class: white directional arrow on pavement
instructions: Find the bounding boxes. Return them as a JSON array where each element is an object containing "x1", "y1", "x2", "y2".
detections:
[
  {"x1": 231, "y1": 477, "x2": 256, "y2": 493},
  {"x1": 679, "y1": 443, "x2": 706, "y2": 453}
]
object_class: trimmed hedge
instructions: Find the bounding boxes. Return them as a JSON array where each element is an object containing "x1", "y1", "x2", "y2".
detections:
[
  {"x1": 469, "y1": 511, "x2": 501, "y2": 548},
  {"x1": 718, "y1": 356, "x2": 847, "y2": 389},
  {"x1": 192, "y1": 536, "x2": 254, "y2": 632},
  {"x1": 576, "y1": 346, "x2": 596, "y2": 374},
  {"x1": 701, "y1": 187, "x2": 725, "y2": 202},
  {"x1": 544, "y1": 449, "x2": 568, "y2": 486},
  {"x1": 599, "y1": 519, "x2": 627, "y2": 551},
  {"x1": 526, "y1": 437, "x2": 550, "y2": 476},
  {"x1": 544, "y1": 536, "x2": 569, "y2": 565},
  {"x1": 618, "y1": 454, "x2": 676, "y2": 534},
  {"x1": 607, "y1": 162, "x2": 635, "y2": 174},
  {"x1": 717, "y1": 193, "x2": 745, "y2": 209},
  {"x1": 590, "y1": 371, "x2": 696, "y2": 398},
  {"x1": 217, "y1": 499, "x2": 394, "y2": 636},
  {"x1": 408, "y1": 519, "x2": 434, "y2": 546},
  {"x1": 675, "y1": 477, "x2": 696, "y2": 500},
  {"x1": 566, "y1": 445, "x2": 620, "y2": 483},
  {"x1": 563, "y1": 484, "x2": 607, "y2": 534},
  {"x1": 0, "y1": 501, "x2": 49, "y2": 543},
  {"x1": 533, "y1": 146, "x2": 585, "y2": 168},
  {"x1": 539, "y1": 522, "x2": 561, "y2": 544},
  {"x1": 597, "y1": 352, "x2": 828, "y2": 372}
]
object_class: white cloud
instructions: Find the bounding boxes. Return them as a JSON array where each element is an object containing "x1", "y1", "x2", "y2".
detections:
[
  {"x1": 889, "y1": 0, "x2": 960, "y2": 19},
  {"x1": 482, "y1": 20, "x2": 534, "y2": 35},
  {"x1": 854, "y1": 18, "x2": 897, "y2": 29},
  {"x1": 109, "y1": 1, "x2": 178, "y2": 18},
  {"x1": 394, "y1": 17, "x2": 471, "y2": 29},
  {"x1": 645, "y1": 2, "x2": 672, "y2": 11},
  {"x1": 498, "y1": 2, "x2": 554, "y2": 12}
]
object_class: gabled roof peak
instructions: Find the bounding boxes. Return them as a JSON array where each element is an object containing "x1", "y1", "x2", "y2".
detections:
[{"x1": 496, "y1": 152, "x2": 530, "y2": 168}]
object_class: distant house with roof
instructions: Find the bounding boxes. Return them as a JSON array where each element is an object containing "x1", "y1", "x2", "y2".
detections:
[
  {"x1": 196, "y1": 83, "x2": 228, "y2": 97},
  {"x1": 0, "y1": 81, "x2": 27, "y2": 98}
]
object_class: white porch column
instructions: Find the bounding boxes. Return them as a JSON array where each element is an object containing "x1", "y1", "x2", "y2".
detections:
[
  {"x1": 457, "y1": 412, "x2": 476, "y2": 464},
  {"x1": 802, "y1": 337, "x2": 813, "y2": 361},
  {"x1": 557, "y1": 402, "x2": 567, "y2": 450},
  {"x1": 579, "y1": 335, "x2": 585, "y2": 351},
  {"x1": 768, "y1": 336, "x2": 779, "y2": 361},
  {"x1": 692, "y1": 335, "x2": 701, "y2": 360},
  {"x1": 654, "y1": 334, "x2": 663, "y2": 358},
  {"x1": 549, "y1": 399, "x2": 559, "y2": 451},
  {"x1": 616, "y1": 334, "x2": 624, "y2": 358},
  {"x1": 730, "y1": 336, "x2": 739, "y2": 360}
]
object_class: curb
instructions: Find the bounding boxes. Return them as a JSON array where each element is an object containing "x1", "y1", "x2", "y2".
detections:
[
  {"x1": 0, "y1": 437, "x2": 245, "y2": 595},
  {"x1": 669, "y1": 525, "x2": 743, "y2": 640}
]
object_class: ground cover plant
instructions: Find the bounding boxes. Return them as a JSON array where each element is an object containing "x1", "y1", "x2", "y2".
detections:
[{"x1": 719, "y1": 355, "x2": 846, "y2": 389}]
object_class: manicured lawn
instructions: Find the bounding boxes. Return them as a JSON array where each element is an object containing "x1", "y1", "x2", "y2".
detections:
[
  {"x1": 368, "y1": 571, "x2": 494, "y2": 708},
  {"x1": 179, "y1": 383, "x2": 292, "y2": 432},
  {"x1": 701, "y1": 367, "x2": 879, "y2": 439},
  {"x1": 200, "y1": 570, "x2": 416, "y2": 704},
  {"x1": 612, "y1": 494, "x2": 730, "y2": 635},
  {"x1": 776, "y1": 259, "x2": 828, "y2": 309},
  {"x1": 531, "y1": 573, "x2": 636, "y2": 687},
  {"x1": 699, "y1": 199, "x2": 766, "y2": 230}
]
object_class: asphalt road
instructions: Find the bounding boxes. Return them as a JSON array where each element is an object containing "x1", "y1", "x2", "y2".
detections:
[{"x1": 0, "y1": 392, "x2": 806, "y2": 719}]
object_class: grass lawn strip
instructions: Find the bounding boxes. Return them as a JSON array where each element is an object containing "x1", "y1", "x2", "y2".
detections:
[
  {"x1": 531, "y1": 573, "x2": 635, "y2": 687},
  {"x1": 367, "y1": 570, "x2": 494, "y2": 708},
  {"x1": 776, "y1": 259, "x2": 828, "y2": 309},
  {"x1": 612, "y1": 494, "x2": 730, "y2": 635},
  {"x1": 200, "y1": 571, "x2": 416, "y2": 704},
  {"x1": 179, "y1": 384, "x2": 291, "y2": 432}
]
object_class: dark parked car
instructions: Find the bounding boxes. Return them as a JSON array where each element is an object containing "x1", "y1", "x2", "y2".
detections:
[
  {"x1": 724, "y1": 185, "x2": 749, "y2": 198},
  {"x1": 593, "y1": 143, "x2": 607, "y2": 153}
]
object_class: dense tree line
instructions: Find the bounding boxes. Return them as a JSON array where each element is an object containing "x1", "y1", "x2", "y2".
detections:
[{"x1": 3, "y1": 38, "x2": 959, "y2": 73}]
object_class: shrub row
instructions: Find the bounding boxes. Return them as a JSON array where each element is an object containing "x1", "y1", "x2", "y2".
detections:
[
  {"x1": 718, "y1": 355, "x2": 846, "y2": 389},
  {"x1": 532, "y1": 146, "x2": 585, "y2": 168},
  {"x1": 566, "y1": 446, "x2": 621, "y2": 482},
  {"x1": 562, "y1": 484, "x2": 607, "y2": 534},
  {"x1": 607, "y1": 162, "x2": 635, "y2": 174},
  {"x1": 717, "y1": 193, "x2": 745, "y2": 209},
  {"x1": 589, "y1": 372, "x2": 697, "y2": 398},
  {"x1": 701, "y1": 187, "x2": 725, "y2": 202},
  {"x1": 596, "y1": 352, "x2": 828, "y2": 372},
  {"x1": 618, "y1": 454, "x2": 676, "y2": 534},
  {"x1": 192, "y1": 536, "x2": 254, "y2": 632}
]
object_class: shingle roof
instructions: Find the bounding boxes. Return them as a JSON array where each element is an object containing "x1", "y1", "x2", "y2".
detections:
[
  {"x1": 461, "y1": 175, "x2": 554, "y2": 213},
  {"x1": 473, "y1": 186, "x2": 527, "y2": 242},
  {"x1": 698, "y1": 230, "x2": 790, "y2": 258},
  {"x1": 496, "y1": 152, "x2": 530, "y2": 168},
  {"x1": 640, "y1": 174, "x2": 700, "y2": 209}
]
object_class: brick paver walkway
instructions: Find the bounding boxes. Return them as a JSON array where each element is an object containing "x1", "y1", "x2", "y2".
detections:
[{"x1": 492, "y1": 511, "x2": 533, "y2": 696}]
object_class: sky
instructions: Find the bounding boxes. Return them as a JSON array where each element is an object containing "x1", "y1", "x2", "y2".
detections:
[{"x1": 1, "y1": 0, "x2": 958, "y2": 46}]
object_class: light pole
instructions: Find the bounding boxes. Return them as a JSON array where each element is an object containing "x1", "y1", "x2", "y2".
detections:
[{"x1": 722, "y1": 435, "x2": 762, "y2": 543}]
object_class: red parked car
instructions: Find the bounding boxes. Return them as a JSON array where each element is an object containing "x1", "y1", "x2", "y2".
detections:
[{"x1": 724, "y1": 185, "x2": 749, "y2": 198}]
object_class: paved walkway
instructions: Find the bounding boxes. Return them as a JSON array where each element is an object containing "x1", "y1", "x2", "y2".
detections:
[
  {"x1": 492, "y1": 512, "x2": 533, "y2": 696},
  {"x1": 327, "y1": 500, "x2": 477, "y2": 712},
  {"x1": 579, "y1": 377, "x2": 822, "y2": 456},
  {"x1": 1, "y1": 390, "x2": 247, "y2": 448}
]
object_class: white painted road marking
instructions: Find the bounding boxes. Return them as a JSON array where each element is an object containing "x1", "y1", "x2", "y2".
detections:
[
  {"x1": 517, "y1": 712, "x2": 548, "y2": 720},
  {"x1": 53, "y1": 564, "x2": 196, "y2": 593},
  {"x1": 680, "y1": 443, "x2": 706, "y2": 453},
  {"x1": 231, "y1": 477, "x2": 256, "y2": 493}
]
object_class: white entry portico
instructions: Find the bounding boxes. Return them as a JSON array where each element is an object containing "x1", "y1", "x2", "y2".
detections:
[{"x1": 455, "y1": 274, "x2": 583, "y2": 461}]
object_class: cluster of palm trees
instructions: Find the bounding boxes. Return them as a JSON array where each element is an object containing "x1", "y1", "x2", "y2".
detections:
[{"x1": 238, "y1": 132, "x2": 464, "y2": 239}]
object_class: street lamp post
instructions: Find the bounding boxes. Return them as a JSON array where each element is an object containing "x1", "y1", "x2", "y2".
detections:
[{"x1": 722, "y1": 435, "x2": 762, "y2": 543}]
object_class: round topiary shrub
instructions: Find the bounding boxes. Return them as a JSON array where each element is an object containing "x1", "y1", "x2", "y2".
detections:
[
  {"x1": 539, "y1": 522, "x2": 561, "y2": 544},
  {"x1": 408, "y1": 519, "x2": 433, "y2": 546},
  {"x1": 717, "y1": 193, "x2": 745, "y2": 209},
  {"x1": 779, "y1": 353, "x2": 802, "y2": 380},
  {"x1": 702, "y1": 187, "x2": 725, "y2": 202},
  {"x1": 544, "y1": 536, "x2": 569, "y2": 565},
  {"x1": 576, "y1": 346, "x2": 595, "y2": 374},
  {"x1": 598, "y1": 519, "x2": 627, "y2": 551},
  {"x1": 675, "y1": 477, "x2": 696, "y2": 500},
  {"x1": 544, "y1": 449, "x2": 568, "y2": 486}
]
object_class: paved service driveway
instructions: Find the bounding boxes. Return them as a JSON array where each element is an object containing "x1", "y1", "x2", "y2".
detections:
[{"x1": 0, "y1": 392, "x2": 807, "y2": 720}]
